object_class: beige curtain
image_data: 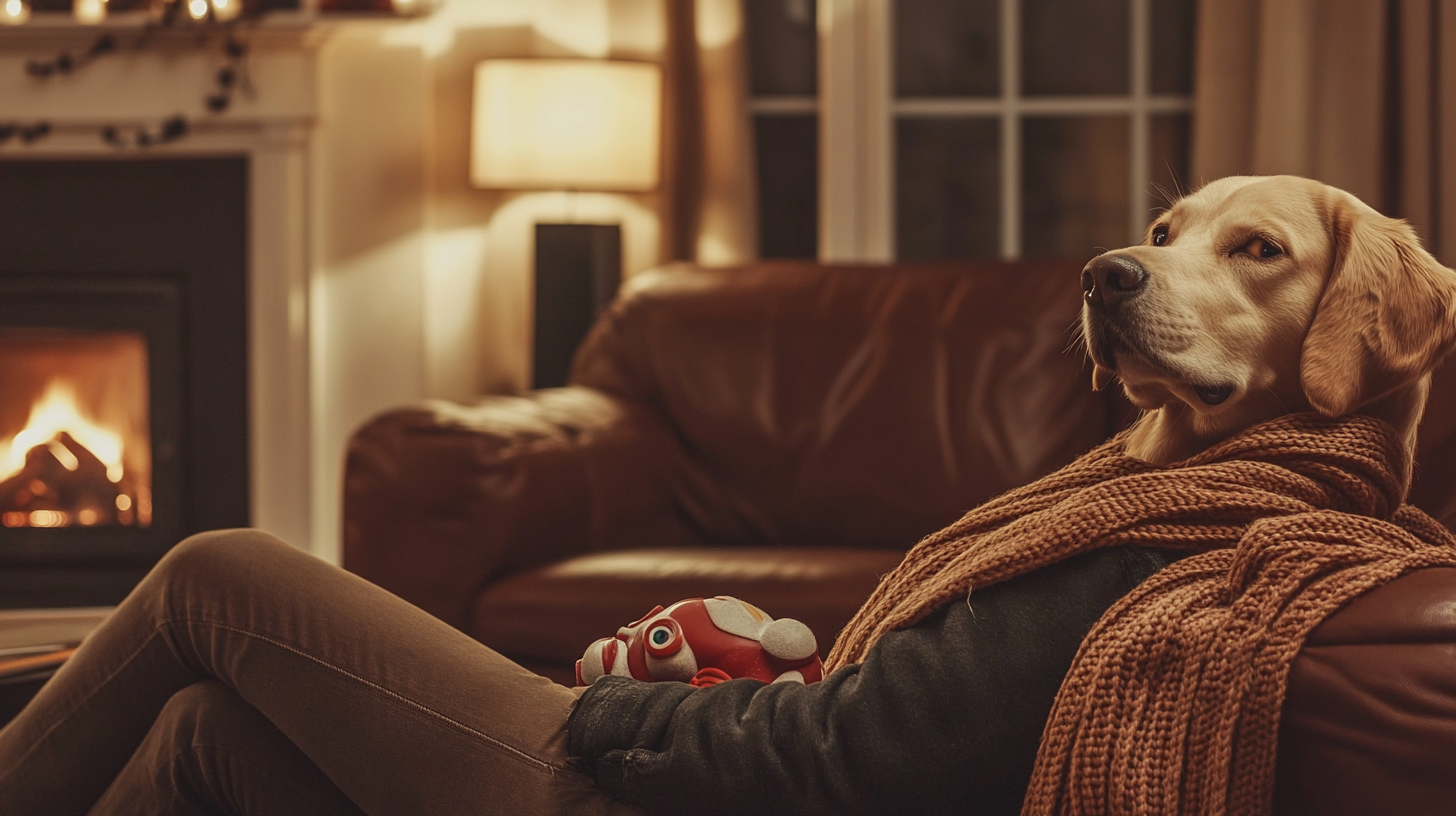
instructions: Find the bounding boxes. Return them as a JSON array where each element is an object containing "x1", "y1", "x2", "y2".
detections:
[
  {"x1": 1191, "y1": 0, "x2": 1456, "y2": 264},
  {"x1": 660, "y1": 0, "x2": 760, "y2": 265}
]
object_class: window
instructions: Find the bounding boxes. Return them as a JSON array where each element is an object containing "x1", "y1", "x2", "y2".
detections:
[
  {"x1": 746, "y1": 0, "x2": 1196, "y2": 262},
  {"x1": 745, "y1": 0, "x2": 821, "y2": 259}
]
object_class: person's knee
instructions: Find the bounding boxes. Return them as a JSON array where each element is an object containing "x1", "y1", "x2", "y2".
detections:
[
  {"x1": 143, "y1": 530, "x2": 299, "y2": 606},
  {"x1": 145, "y1": 682, "x2": 289, "y2": 802},
  {"x1": 146, "y1": 681, "x2": 265, "y2": 761},
  {"x1": 149, "y1": 529, "x2": 294, "y2": 595}
]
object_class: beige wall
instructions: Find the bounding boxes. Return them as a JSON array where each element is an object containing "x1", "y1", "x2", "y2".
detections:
[
  {"x1": 310, "y1": 0, "x2": 666, "y2": 560},
  {"x1": 387, "y1": 0, "x2": 664, "y2": 400}
]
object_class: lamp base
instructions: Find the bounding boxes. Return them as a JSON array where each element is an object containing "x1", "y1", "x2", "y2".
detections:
[{"x1": 532, "y1": 223, "x2": 622, "y2": 389}]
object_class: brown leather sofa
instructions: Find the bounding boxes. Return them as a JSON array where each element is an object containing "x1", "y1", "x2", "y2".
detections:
[{"x1": 343, "y1": 259, "x2": 1456, "y2": 813}]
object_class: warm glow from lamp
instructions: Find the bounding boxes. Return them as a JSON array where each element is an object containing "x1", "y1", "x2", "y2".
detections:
[
  {"x1": 187, "y1": 0, "x2": 208, "y2": 19},
  {"x1": 1, "y1": 0, "x2": 30, "y2": 25},
  {"x1": 211, "y1": 0, "x2": 240, "y2": 22},
  {"x1": 73, "y1": 0, "x2": 105, "y2": 24},
  {"x1": 470, "y1": 59, "x2": 661, "y2": 192}
]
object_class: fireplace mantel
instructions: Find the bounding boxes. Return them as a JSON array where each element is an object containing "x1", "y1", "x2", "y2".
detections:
[{"x1": 0, "y1": 19, "x2": 337, "y2": 559}]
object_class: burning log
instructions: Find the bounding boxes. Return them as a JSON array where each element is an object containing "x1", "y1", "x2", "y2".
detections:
[{"x1": 0, "y1": 432, "x2": 122, "y2": 527}]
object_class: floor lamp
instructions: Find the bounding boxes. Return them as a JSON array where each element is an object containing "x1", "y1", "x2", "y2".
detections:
[{"x1": 470, "y1": 59, "x2": 662, "y2": 389}]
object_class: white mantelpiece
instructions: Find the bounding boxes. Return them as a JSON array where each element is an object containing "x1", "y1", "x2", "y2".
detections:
[{"x1": 0, "y1": 18, "x2": 339, "y2": 559}]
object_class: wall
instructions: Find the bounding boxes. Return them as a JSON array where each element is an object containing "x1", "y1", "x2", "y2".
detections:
[
  {"x1": 413, "y1": 0, "x2": 665, "y2": 398},
  {"x1": 312, "y1": 21, "x2": 430, "y2": 561},
  {"x1": 309, "y1": 0, "x2": 666, "y2": 561}
]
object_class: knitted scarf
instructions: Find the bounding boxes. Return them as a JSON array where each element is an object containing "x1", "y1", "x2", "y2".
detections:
[{"x1": 825, "y1": 412, "x2": 1456, "y2": 815}]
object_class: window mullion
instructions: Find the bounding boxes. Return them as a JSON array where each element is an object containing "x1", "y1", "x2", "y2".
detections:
[
  {"x1": 1001, "y1": 0, "x2": 1022, "y2": 260},
  {"x1": 1130, "y1": 0, "x2": 1152, "y2": 244}
]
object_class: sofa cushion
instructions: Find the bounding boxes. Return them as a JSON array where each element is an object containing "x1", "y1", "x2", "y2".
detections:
[{"x1": 470, "y1": 547, "x2": 906, "y2": 677}]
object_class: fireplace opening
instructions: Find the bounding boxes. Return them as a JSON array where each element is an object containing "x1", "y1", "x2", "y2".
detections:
[
  {"x1": 0, "y1": 330, "x2": 152, "y2": 531},
  {"x1": 0, "y1": 157, "x2": 249, "y2": 608}
]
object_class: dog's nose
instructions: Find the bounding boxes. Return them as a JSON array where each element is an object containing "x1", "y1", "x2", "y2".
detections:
[{"x1": 1082, "y1": 254, "x2": 1148, "y2": 306}]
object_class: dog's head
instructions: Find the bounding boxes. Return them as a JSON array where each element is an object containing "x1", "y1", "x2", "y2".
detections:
[{"x1": 1082, "y1": 175, "x2": 1456, "y2": 462}]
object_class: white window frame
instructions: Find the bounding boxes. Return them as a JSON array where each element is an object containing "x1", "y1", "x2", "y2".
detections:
[{"x1": 750, "y1": 0, "x2": 1194, "y2": 262}]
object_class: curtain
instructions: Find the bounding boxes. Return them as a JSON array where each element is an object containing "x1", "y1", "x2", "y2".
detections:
[
  {"x1": 1190, "y1": 0, "x2": 1456, "y2": 264},
  {"x1": 660, "y1": 0, "x2": 760, "y2": 265}
]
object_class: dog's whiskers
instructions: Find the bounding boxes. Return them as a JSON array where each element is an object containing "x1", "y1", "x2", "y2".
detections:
[{"x1": 1063, "y1": 319, "x2": 1089, "y2": 357}]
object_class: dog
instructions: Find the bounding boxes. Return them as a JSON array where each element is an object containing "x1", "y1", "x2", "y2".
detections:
[{"x1": 1082, "y1": 175, "x2": 1456, "y2": 468}]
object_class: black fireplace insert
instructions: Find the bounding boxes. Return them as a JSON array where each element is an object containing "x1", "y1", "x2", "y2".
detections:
[{"x1": 0, "y1": 157, "x2": 249, "y2": 607}]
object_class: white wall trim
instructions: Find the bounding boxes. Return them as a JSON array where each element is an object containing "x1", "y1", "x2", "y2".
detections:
[{"x1": 816, "y1": 0, "x2": 892, "y2": 262}]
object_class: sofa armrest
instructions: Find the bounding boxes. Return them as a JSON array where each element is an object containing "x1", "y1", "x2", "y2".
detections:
[
  {"x1": 342, "y1": 387, "x2": 695, "y2": 630},
  {"x1": 1274, "y1": 566, "x2": 1456, "y2": 813}
]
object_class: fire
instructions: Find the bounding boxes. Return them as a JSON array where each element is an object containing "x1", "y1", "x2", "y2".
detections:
[
  {"x1": 0, "y1": 331, "x2": 151, "y2": 530},
  {"x1": 0, "y1": 381, "x2": 124, "y2": 484}
]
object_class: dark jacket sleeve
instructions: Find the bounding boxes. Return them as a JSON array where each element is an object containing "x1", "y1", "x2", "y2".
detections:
[{"x1": 566, "y1": 546, "x2": 1178, "y2": 816}]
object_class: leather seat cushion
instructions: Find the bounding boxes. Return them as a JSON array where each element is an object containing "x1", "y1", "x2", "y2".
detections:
[{"x1": 470, "y1": 547, "x2": 906, "y2": 673}]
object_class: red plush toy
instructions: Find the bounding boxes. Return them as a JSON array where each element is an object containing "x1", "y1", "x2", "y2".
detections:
[{"x1": 575, "y1": 596, "x2": 826, "y2": 688}]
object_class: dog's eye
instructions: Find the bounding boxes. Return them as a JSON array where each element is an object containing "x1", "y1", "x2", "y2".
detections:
[
  {"x1": 1151, "y1": 225, "x2": 1170, "y2": 246},
  {"x1": 1235, "y1": 237, "x2": 1284, "y2": 259}
]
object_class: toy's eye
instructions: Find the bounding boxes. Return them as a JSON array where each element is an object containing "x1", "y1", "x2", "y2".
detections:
[{"x1": 643, "y1": 619, "x2": 683, "y2": 657}]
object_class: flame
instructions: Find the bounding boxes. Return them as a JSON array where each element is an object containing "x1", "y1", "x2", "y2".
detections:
[{"x1": 0, "y1": 381, "x2": 125, "y2": 484}]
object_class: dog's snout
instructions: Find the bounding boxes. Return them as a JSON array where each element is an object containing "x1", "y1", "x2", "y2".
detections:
[{"x1": 1083, "y1": 254, "x2": 1148, "y2": 306}]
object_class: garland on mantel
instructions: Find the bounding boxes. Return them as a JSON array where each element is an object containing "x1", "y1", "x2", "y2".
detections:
[
  {"x1": 0, "y1": 122, "x2": 51, "y2": 145},
  {"x1": 12, "y1": 1, "x2": 257, "y2": 148}
]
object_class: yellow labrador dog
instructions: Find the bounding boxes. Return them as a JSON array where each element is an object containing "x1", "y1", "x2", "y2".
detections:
[{"x1": 1082, "y1": 175, "x2": 1456, "y2": 467}]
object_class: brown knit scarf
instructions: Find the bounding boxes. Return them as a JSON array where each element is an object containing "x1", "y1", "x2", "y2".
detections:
[{"x1": 826, "y1": 412, "x2": 1456, "y2": 815}]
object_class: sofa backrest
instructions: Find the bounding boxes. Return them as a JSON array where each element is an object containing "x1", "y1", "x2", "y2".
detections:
[{"x1": 572, "y1": 260, "x2": 1125, "y2": 549}]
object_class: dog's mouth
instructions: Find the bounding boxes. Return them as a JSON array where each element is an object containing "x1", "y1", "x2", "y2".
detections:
[{"x1": 1085, "y1": 314, "x2": 1236, "y2": 407}]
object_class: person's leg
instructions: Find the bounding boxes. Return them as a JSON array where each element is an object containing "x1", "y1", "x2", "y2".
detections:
[
  {"x1": 0, "y1": 529, "x2": 640, "y2": 816},
  {"x1": 89, "y1": 680, "x2": 367, "y2": 816}
]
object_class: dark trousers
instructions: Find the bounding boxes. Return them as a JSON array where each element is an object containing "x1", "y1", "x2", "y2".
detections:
[{"x1": 0, "y1": 530, "x2": 644, "y2": 816}]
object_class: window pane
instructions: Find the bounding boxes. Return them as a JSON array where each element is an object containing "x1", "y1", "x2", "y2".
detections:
[
  {"x1": 1149, "y1": 113, "x2": 1191, "y2": 211},
  {"x1": 756, "y1": 115, "x2": 819, "y2": 259},
  {"x1": 1023, "y1": 116, "x2": 1129, "y2": 258},
  {"x1": 1022, "y1": 0, "x2": 1129, "y2": 95},
  {"x1": 1151, "y1": 0, "x2": 1197, "y2": 94},
  {"x1": 895, "y1": 118, "x2": 1000, "y2": 259},
  {"x1": 894, "y1": 0, "x2": 1000, "y2": 97},
  {"x1": 745, "y1": 0, "x2": 818, "y2": 96}
]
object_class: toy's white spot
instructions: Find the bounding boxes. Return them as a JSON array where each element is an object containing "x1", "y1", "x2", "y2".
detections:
[
  {"x1": 759, "y1": 619, "x2": 817, "y2": 661},
  {"x1": 704, "y1": 596, "x2": 770, "y2": 639}
]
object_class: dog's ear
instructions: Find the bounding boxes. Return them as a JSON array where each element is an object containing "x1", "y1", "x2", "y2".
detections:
[{"x1": 1301, "y1": 196, "x2": 1456, "y2": 416}]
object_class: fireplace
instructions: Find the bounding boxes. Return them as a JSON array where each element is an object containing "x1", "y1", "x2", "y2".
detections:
[{"x1": 0, "y1": 158, "x2": 249, "y2": 607}]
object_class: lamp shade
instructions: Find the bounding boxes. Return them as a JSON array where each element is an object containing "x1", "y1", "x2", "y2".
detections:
[{"x1": 470, "y1": 59, "x2": 662, "y2": 192}]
